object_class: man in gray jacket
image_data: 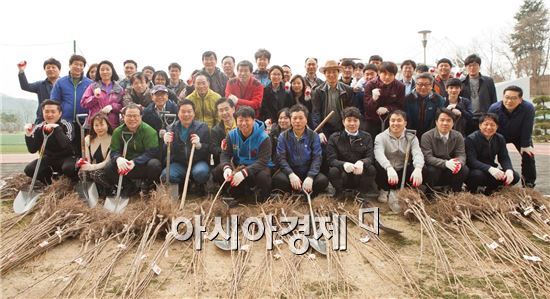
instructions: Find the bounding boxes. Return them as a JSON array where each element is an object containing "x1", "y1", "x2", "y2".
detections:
[{"x1": 420, "y1": 109, "x2": 469, "y2": 198}]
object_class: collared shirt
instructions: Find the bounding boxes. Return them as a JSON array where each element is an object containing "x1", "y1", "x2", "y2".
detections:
[
  {"x1": 325, "y1": 83, "x2": 343, "y2": 127},
  {"x1": 403, "y1": 79, "x2": 413, "y2": 95},
  {"x1": 224, "y1": 120, "x2": 236, "y2": 135},
  {"x1": 305, "y1": 75, "x2": 320, "y2": 89}
]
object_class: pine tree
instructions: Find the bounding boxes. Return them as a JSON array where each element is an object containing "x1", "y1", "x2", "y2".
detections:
[{"x1": 509, "y1": 0, "x2": 550, "y2": 94}]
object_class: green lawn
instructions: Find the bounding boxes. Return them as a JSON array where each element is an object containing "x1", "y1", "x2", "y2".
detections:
[{"x1": 0, "y1": 132, "x2": 27, "y2": 153}]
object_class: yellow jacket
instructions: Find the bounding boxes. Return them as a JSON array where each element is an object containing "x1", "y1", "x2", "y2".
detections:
[{"x1": 186, "y1": 88, "x2": 221, "y2": 128}]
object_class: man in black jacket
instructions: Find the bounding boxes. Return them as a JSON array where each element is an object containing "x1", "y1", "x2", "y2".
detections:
[
  {"x1": 327, "y1": 107, "x2": 376, "y2": 199},
  {"x1": 465, "y1": 113, "x2": 520, "y2": 195},
  {"x1": 23, "y1": 100, "x2": 77, "y2": 184},
  {"x1": 210, "y1": 97, "x2": 236, "y2": 167}
]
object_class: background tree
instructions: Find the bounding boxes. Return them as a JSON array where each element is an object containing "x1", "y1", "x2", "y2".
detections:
[{"x1": 508, "y1": 0, "x2": 550, "y2": 94}]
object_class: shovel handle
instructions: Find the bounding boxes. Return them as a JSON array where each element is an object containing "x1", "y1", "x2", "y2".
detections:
[
  {"x1": 179, "y1": 144, "x2": 196, "y2": 210},
  {"x1": 313, "y1": 110, "x2": 335, "y2": 133}
]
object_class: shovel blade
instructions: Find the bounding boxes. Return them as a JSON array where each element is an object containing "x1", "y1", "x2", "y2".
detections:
[
  {"x1": 104, "y1": 195, "x2": 129, "y2": 214},
  {"x1": 309, "y1": 238, "x2": 327, "y2": 255},
  {"x1": 75, "y1": 181, "x2": 99, "y2": 208},
  {"x1": 13, "y1": 190, "x2": 41, "y2": 214},
  {"x1": 168, "y1": 183, "x2": 179, "y2": 201},
  {"x1": 213, "y1": 239, "x2": 233, "y2": 251}
]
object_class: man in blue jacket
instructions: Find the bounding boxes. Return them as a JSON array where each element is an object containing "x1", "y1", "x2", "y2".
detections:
[
  {"x1": 161, "y1": 99, "x2": 211, "y2": 195},
  {"x1": 465, "y1": 113, "x2": 520, "y2": 195},
  {"x1": 17, "y1": 58, "x2": 61, "y2": 123},
  {"x1": 273, "y1": 104, "x2": 328, "y2": 197},
  {"x1": 488, "y1": 85, "x2": 536, "y2": 188},
  {"x1": 404, "y1": 72, "x2": 445, "y2": 138},
  {"x1": 214, "y1": 106, "x2": 272, "y2": 201},
  {"x1": 50, "y1": 54, "x2": 92, "y2": 155}
]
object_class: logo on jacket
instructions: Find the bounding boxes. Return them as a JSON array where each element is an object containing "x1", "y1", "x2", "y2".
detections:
[{"x1": 250, "y1": 149, "x2": 258, "y2": 157}]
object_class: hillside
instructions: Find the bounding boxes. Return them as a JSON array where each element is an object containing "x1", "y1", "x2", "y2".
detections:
[{"x1": 0, "y1": 93, "x2": 37, "y2": 123}]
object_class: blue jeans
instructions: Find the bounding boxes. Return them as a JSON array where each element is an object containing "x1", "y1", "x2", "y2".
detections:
[{"x1": 161, "y1": 161, "x2": 210, "y2": 184}]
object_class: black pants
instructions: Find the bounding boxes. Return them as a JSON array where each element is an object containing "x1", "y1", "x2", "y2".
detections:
[
  {"x1": 329, "y1": 164, "x2": 376, "y2": 193},
  {"x1": 24, "y1": 155, "x2": 78, "y2": 185},
  {"x1": 272, "y1": 171, "x2": 328, "y2": 197},
  {"x1": 423, "y1": 164, "x2": 469, "y2": 193},
  {"x1": 365, "y1": 119, "x2": 383, "y2": 140},
  {"x1": 466, "y1": 168, "x2": 520, "y2": 194},
  {"x1": 212, "y1": 164, "x2": 272, "y2": 200},
  {"x1": 104, "y1": 158, "x2": 162, "y2": 189},
  {"x1": 375, "y1": 163, "x2": 414, "y2": 191},
  {"x1": 512, "y1": 143, "x2": 536, "y2": 186}
]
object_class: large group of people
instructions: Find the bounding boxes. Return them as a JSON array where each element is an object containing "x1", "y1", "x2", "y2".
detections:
[{"x1": 18, "y1": 49, "x2": 537, "y2": 211}]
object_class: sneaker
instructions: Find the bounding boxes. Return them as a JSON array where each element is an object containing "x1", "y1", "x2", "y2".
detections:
[
  {"x1": 388, "y1": 190, "x2": 401, "y2": 213},
  {"x1": 377, "y1": 190, "x2": 389, "y2": 203}
]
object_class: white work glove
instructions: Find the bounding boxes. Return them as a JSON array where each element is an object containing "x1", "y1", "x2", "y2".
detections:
[
  {"x1": 353, "y1": 160, "x2": 364, "y2": 175},
  {"x1": 228, "y1": 94, "x2": 239, "y2": 105},
  {"x1": 409, "y1": 168, "x2": 423, "y2": 187},
  {"x1": 387, "y1": 167, "x2": 398, "y2": 186},
  {"x1": 80, "y1": 162, "x2": 94, "y2": 172},
  {"x1": 446, "y1": 104, "x2": 457, "y2": 110},
  {"x1": 163, "y1": 131, "x2": 173, "y2": 144},
  {"x1": 223, "y1": 167, "x2": 233, "y2": 181},
  {"x1": 289, "y1": 173, "x2": 302, "y2": 190},
  {"x1": 190, "y1": 133, "x2": 201, "y2": 149},
  {"x1": 372, "y1": 88, "x2": 381, "y2": 101},
  {"x1": 94, "y1": 87, "x2": 101, "y2": 97},
  {"x1": 504, "y1": 169, "x2": 514, "y2": 186},
  {"x1": 159, "y1": 129, "x2": 166, "y2": 139},
  {"x1": 231, "y1": 170, "x2": 246, "y2": 187},
  {"x1": 284, "y1": 81, "x2": 290, "y2": 91},
  {"x1": 43, "y1": 123, "x2": 59, "y2": 133},
  {"x1": 24, "y1": 123, "x2": 35, "y2": 137},
  {"x1": 318, "y1": 133, "x2": 327, "y2": 144},
  {"x1": 343, "y1": 162, "x2": 355, "y2": 173},
  {"x1": 264, "y1": 118, "x2": 272, "y2": 129},
  {"x1": 521, "y1": 146, "x2": 534, "y2": 158},
  {"x1": 302, "y1": 177, "x2": 313, "y2": 193},
  {"x1": 488, "y1": 167, "x2": 505, "y2": 181},
  {"x1": 116, "y1": 157, "x2": 131, "y2": 175},
  {"x1": 101, "y1": 104, "x2": 112, "y2": 114},
  {"x1": 376, "y1": 107, "x2": 389, "y2": 115},
  {"x1": 445, "y1": 159, "x2": 462, "y2": 175},
  {"x1": 304, "y1": 87, "x2": 312, "y2": 101}
]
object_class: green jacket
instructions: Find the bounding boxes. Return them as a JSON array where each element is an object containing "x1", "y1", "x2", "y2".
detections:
[
  {"x1": 186, "y1": 88, "x2": 220, "y2": 128},
  {"x1": 110, "y1": 121, "x2": 159, "y2": 164}
]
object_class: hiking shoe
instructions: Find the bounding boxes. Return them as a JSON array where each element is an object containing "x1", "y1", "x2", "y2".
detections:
[
  {"x1": 388, "y1": 190, "x2": 401, "y2": 213},
  {"x1": 377, "y1": 190, "x2": 389, "y2": 203}
]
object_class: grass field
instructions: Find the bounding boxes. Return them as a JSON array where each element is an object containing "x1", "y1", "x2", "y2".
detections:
[{"x1": 0, "y1": 132, "x2": 26, "y2": 153}]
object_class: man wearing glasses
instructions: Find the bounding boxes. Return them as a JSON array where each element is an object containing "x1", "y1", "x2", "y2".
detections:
[
  {"x1": 488, "y1": 86, "x2": 536, "y2": 188},
  {"x1": 404, "y1": 73, "x2": 445, "y2": 138}
]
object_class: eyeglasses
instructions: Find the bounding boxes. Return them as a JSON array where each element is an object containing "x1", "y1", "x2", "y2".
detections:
[
  {"x1": 416, "y1": 83, "x2": 432, "y2": 87},
  {"x1": 124, "y1": 114, "x2": 141, "y2": 119}
]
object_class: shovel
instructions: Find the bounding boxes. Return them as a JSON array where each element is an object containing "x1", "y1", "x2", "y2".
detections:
[
  {"x1": 179, "y1": 144, "x2": 196, "y2": 210},
  {"x1": 75, "y1": 113, "x2": 99, "y2": 208},
  {"x1": 379, "y1": 113, "x2": 389, "y2": 131},
  {"x1": 104, "y1": 132, "x2": 134, "y2": 213},
  {"x1": 162, "y1": 113, "x2": 179, "y2": 200},
  {"x1": 304, "y1": 189, "x2": 327, "y2": 255},
  {"x1": 13, "y1": 129, "x2": 53, "y2": 214},
  {"x1": 400, "y1": 129, "x2": 417, "y2": 190}
]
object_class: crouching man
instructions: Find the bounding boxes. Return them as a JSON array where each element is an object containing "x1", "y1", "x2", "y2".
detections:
[
  {"x1": 104, "y1": 103, "x2": 162, "y2": 196},
  {"x1": 326, "y1": 107, "x2": 376, "y2": 200},
  {"x1": 465, "y1": 113, "x2": 520, "y2": 195},
  {"x1": 273, "y1": 104, "x2": 328, "y2": 197},
  {"x1": 24, "y1": 99, "x2": 77, "y2": 184},
  {"x1": 213, "y1": 106, "x2": 272, "y2": 201},
  {"x1": 420, "y1": 109, "x2": 469, "y2": 198},
  {"x1": 161, "y1": 99, "x2": 210, "y2": 195}
]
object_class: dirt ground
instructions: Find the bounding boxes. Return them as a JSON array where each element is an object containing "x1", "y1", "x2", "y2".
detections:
[{"x1": 2, "y1": 178, "x2": 548, "y2": 299}]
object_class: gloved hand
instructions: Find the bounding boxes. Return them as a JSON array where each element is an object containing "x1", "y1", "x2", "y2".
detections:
[
  {"x1": 376, "y1": 107, "x2": 389, "y2": 115},
  {"x1": 43, "y1": 123, "x2": 59, "y2": 133},
  {"x1": 521, "y1": 146, "x2": 534, "y2": 158},
  {"x1": 163, "y1": 132, "x2": 173, "y2": 144},
  {"x1": 446, "y1": 104, "x2": 457, "y2": 110},
  {"x1": 302, "y1": 177, "x2": 313, "y2": 193},
  {"x1": 304, "y1": 87, "x2": 312, "y2": 101},
  {"x1": 231, "y1": 170, "x2": 246, "y2": 187},
  {"x1": 159, "y1": 129, "x2": 166, "y2": 139},
  {"x1": 264, "y1": 118, "x2": 272, "y2": 128},
  {"x1": 445, "y1": 159, "x2": 462, "y2": 174},
  {"x1": 409, "y1": 168, "x2": 423, "y2": 187},
  {"x1": 387, "y1": 167, "x2": 398, "y2": 186},
  {"x1": 289, "y1": 173, "x2": 302, "y2": 190},
  {"x1": 372, "y1": 88, "x2": 381, "y2": 101},
  {"x1": 75, "y1": 158, "x2": 88, "y2": 169},
  {"x1": 318, "y1": 133, "x2": 327, "y2": 144},
  {"x1": 221, "y1": 138, "x2": 227, "y2": 151},
  {"x1": 116, "y1": 157, "x2": 130, "y2": 174},
  {"x1": 94, "y1": 87, "x2": 101, "y2": 97},
  {"x1": 284, "y1": 81, "x2": 290, "y2": 91},
  {"x1": 353, "y1": 160, "x2": 364, "y2": 175},
  {"x1": 17, "y1": 60, "x2": 27, "y2": 72},
  {"x1": 190, "y1": 133, "x2": 201, "y2": 149},
  {"x1": 228, "y1": 94, "x2": 239, "y2": 105},
  {"x1": 223, "y1": 167, "x2": 233, "y2": 181},
  {"x1": 504, "y1": 169, "x2": 514, "y2": 185},
  {"x1": 101, "y1": 104, "x2": 112, "y2": 114},
  {"x1": 24, "y1": 123, "x2": 34, "y2": 137},
  {"x1": 343, "y1": 162, "x2": 355, "y2": 173},
  {"x1": 451, "y1": 108, "x2": 462, "y2": 117},
  {"x1": 80, "y1": 162, "x2": 94, "y2": 171},
  {"x1": 488, "y1": 167, "x2": 505, "y2": 181}
]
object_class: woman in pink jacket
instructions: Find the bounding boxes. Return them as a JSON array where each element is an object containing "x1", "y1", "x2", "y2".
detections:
[{"x1": 81, "y1": 60, "x2": 124, "y2": 127}]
